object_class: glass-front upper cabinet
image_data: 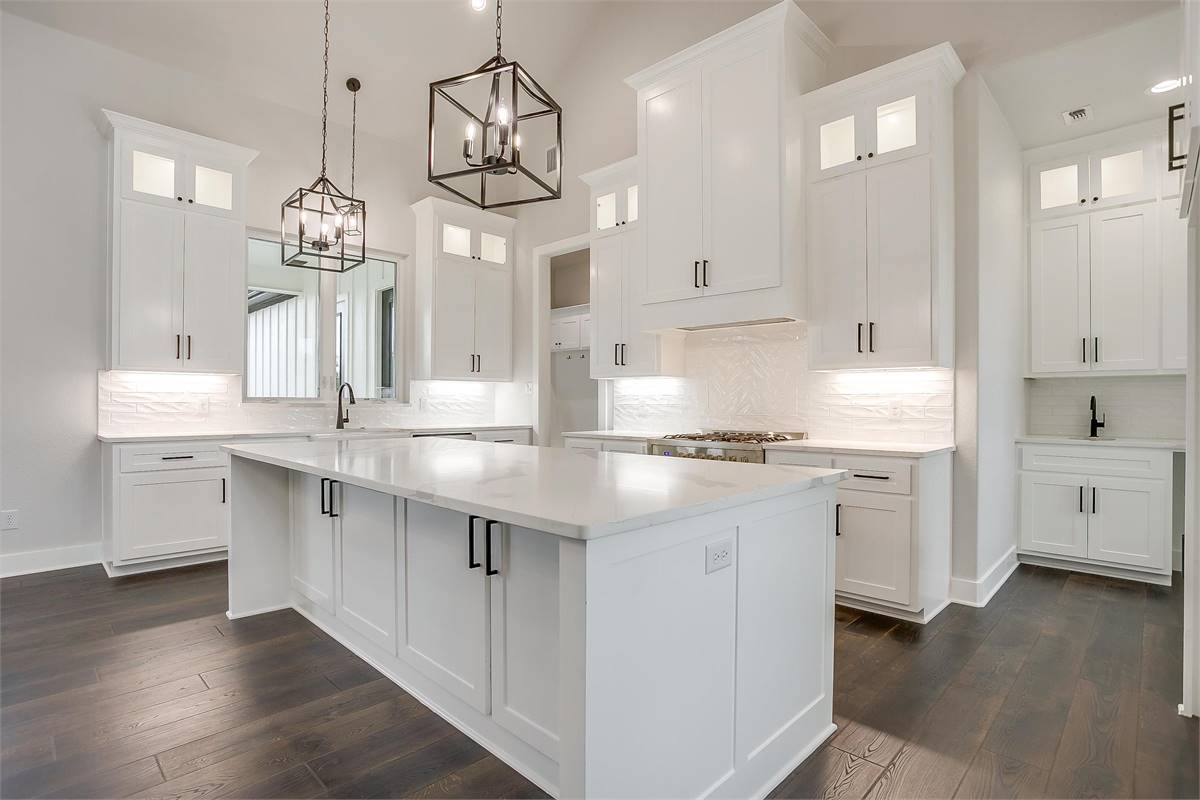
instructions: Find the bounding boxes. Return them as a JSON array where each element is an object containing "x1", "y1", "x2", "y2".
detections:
[
  {"x1": 245, "y1": 237, "x2": 321, "y2": 400},
  {"x1": 1030, "y1": 139, "x2": 1158, "y2": 219},
  {"x1": 438, "y1": 219, "x2": 511, "y2": 266},
  {"x1": 119, "y1": 134, "x2": 243, "y2": 219},
  {"x1": 336, "y1": 256, "x2": 400, "y2": 399},
  {"x1": 581, "y1": 156, "x2": 638, "y2": 234},
  {"x1": 808, "y1": 85, "x2": 929, "y2": 180}
]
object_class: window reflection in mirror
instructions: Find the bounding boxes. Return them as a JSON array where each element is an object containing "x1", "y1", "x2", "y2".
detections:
[
  {"x1": 246, "y1": 237, "x2": 320, "y2": 398},
  {"x1": 336, "y1": 257, "x2": 399, "y2": 399}
]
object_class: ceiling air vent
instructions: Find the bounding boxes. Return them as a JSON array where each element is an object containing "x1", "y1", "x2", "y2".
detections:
[{"x1": 1062, "y1": 105, "x2": 1092, "y2": 126}]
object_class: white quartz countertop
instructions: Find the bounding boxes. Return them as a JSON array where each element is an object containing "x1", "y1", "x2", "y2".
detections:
[
  {"x1": 561, "y1": 430, "x2": 953, "y2": 458},
  {"x1": 1016, "y1": 435, "x2": 1185, "y2": 451},
  {"x1": 223, "y1": 437, "x2": 846, "y2": 540},
  {"x1": 762, "y1": 439, "x2": 955, "y2": 458},
  {"x1": 97, "y1": 423, "x2": 532, "y2": 444}
]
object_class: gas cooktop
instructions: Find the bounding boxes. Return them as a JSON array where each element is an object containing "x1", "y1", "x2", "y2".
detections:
[{"x1": 658, "y1": 431, "x2": 802, "y2": 445}]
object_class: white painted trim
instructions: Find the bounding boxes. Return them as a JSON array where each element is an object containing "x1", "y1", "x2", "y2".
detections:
[
  {"x1": 835, "y1": 594, "x2": 951, "y2": 625},
  {"x1": 801, "y1": 42, "x2": 964, "y2": 109},
  {"x1": 1017, "y1": 552, "x2": 1173, "y2": 586},
  {"x1": 1175, "y1": 546, "x2": 1183, "y2": 572},
  {"x1": 578, "y1": 157, "x2": 637, "y2": 189},
  {"x1": 0, "y1": 542, "x2": 103, "y2": 578},
  {"x1": 101, "y1": 109, "x2": 259, "y2": 164},
  {"x1": 103, "y1": 551, "x2": 228, "y2": 578},
  {"x1": 949, "y1": 546, "x2": 1018, "y2": 607},
  {"x1": 225, "y1": 602, "x2": 292, "y2": 621}
]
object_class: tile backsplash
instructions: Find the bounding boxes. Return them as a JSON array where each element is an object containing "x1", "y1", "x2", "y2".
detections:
[
  {"x1": 98, "y1": 371, "x2": 500, "y2": 435},
  {"x1": 1026, "y1": 375, "x2": 1186, "y2": 440},
  {"x1": 612, "y1": 322, "x2": 954, "y2": 443}
]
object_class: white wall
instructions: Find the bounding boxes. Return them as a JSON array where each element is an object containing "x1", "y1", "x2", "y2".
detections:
[
  {"x1": 0, "y1": 12, "x2": 527, "y2": 569},
  {"x1": 952, "y1": 72, "x2": 1025, "y2": 601}
]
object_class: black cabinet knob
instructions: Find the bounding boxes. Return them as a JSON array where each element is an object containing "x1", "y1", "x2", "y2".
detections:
[
  {"x1": 856, "y1": 155, "x2": 863, "y2": 161},
  {"x1": 1080, "y1": 198, "x2": 1087, "y2": 204},
  {"x1": 1092, "y1": 196, "x2": 1099, "y2": 202},
  {"x1": 867, "y1": 152, "x2": 874, "y2": 158},
  {"x1": 187, "y1": 198, "x2": 194, "y2": 203},
  {"x1": 176, "y1": 196, "x2": 183, "y2": 201}
]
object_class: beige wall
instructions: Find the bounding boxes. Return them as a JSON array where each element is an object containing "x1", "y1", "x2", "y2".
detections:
[{"x1": 551, "y1": 249, "x2": 590, "y2": 308}]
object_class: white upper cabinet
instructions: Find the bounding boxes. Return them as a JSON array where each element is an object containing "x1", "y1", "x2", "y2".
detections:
[
  {"x1": 804, "y1": 44, "x2": 962, "y2": 370},
  {"x1": 412, "y1": 197, "x2": 515, "y2": 381},
  {"x1": 1025, "y1": 121, "x2": 1182, "y2": 375},
  {"x1": 627, "y1": 1, "x2": 832, "y2": 330},
  {"x1": 581, "y1": 156, "x2": 639, "y2": 235},
  {"x1": 105, "y1": 111, "x2": 257, "y2": 373},
  {"x1": 1030, "y1": 138, "x2": 1157, "y2": 219}
]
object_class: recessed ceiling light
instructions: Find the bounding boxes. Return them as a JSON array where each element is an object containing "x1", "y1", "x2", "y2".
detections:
[{"x1": 1148, "y1": 78, "x2": 1182, "y2": 94}]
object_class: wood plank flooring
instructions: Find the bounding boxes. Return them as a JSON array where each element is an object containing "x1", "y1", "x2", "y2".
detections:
[{"x1": 1, "y1": 562, "x2": 1194, "y2": 799}]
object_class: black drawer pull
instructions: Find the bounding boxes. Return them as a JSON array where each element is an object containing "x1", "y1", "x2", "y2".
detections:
[
  {"x1": 221, "y1": 478, "x2": 226, "y2": 504},
  {"x1": 320, "y1": 477, "x2": 329, "y2": 515},
  {"x1": 485, "y1": 520, "x2": 501, "y2": 576},
  {"x1": 328, "y1": 480, "x2": 340, "y2": 518},
  {"x1": 1079, "y1": 485, "x2": 1084, "y2": 513},
  {"x1": 161, "y1": 455, "x2": 195, "y2": 461},
  {"x1": 1091, "y1": 486, "x2": 1096, "y2": 515},
  {"x1": 835, "y1": 503, "x2": 842, "y2": 536},
  {"x1": 852, "y1": 473, "x2": 889, "y2": 480},
  {"x1": 468, "y1": 515, "x2": 481, "y2": 569}
]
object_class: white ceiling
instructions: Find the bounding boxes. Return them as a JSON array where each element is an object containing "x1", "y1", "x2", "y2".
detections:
[{"x1": 2, "y1": 0, "x2": 1178, "y2": 149}]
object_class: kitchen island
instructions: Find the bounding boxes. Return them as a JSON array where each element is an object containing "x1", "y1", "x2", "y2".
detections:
[{"x1": 222, "y1": 437, "x2": 845, "y2": 799}]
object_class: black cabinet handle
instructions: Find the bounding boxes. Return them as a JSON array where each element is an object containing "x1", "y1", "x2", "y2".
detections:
[
  {"x1": 620, "y1": 343, "x2": 626, "y2": 366},
  {"x1": 835, "y1": 503, "x2": 842, "y2": 536},
  {"x1": 186, "y1": 335, "x2": 192, "y2": 360},
  {"x1": 852, "y1": 473, "x2": 889, "y2": 480},
  {"x1": 221, "y1": 477, "x2": 226, "y2": 504},
  {"x1": 476, "y1": 354, "x2": 481, "y2": 372},
  {"x1": 161, "y1": 455, "x2": 195, "y2": 461},
  {"x1": 1082, "y1": 337, "x2": 1087, "y2": 363},
  {"x1": 694, "y1": 260, "x2": 700, "y2": 289},
  {"x1": 702, "y1": 259, "x2": 709, "y2": 287},
  {"x1": 1091, "y1": 486, "x2": 1096, "y2": 515},
  {"x1": 614, "y1": 343, "x2": 619, "y2": 366},
  {"x1": 1094, "y1": 337, "x2": 1099, "y2": 363},
  {"x1": 176, "y1": 334, "x2": 181, "y2": 359},
  {"x1": 320, "y1": 477, "x2": 329, "y2": 515},
  {"x1": 1079, "y1": 485, "x2": 1083, "y2": 513},
  {"x1": 868, "y1": 322, "x2": 875, "y2": 353},
  {"x1": 468, "y1": 515, "x2": 481, "y2": 569},
  {"x1": 857, "y1": 323, "x2": 863, "y2": 354},
  {"x1": 485, "y1": 520, "x2": 501, "y2": 576},
  {"x1": 328, "y1": 480, "x2": 340, "y2": 518}
]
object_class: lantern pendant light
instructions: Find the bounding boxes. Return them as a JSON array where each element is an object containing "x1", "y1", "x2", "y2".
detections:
[
  {"x1": 281, "y1": 0, "x2": 366, "y2": 272},
  {"x1": 427, "y1": 0, "x2": 562, "y2": 209},
  {"x1": 343, "y1": 77, "x2": 363, "y2": 237}
]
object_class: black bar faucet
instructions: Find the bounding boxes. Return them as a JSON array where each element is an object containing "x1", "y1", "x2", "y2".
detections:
[
  {"x1": 1089, "y1": 395, "x2": 1105, "y2": 438},
  {"x1": 336, "y1": 382, "x2": 356, "y2": 430}
]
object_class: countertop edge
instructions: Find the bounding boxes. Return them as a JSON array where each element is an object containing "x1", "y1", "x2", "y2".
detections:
[
  {"x1": 98, "y1": 423, "x2": 534, "y2": 443},
  {"x1": 223, "y1": 443, "x2": 847, "y2": 540},
  {"x1": 1015, "y1": 435, "x2": 1185, "y2": 450},
  {"x1": 562, "y1": 431, "x2": 955, "y2": 457}
]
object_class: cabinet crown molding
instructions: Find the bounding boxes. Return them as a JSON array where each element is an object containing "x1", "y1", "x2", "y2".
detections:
[
  {"x1": 623, "y1": 0, "x2": 831, "y2": 90},
  {"x1": 101, "y1": 109, "x2": 259, "y2": 165},
  {"x1": 578, "y1": 156, "x2": 636, "y2": 189},
  {"x1": 410, "y1": 195, "x2": 517, "y2": 230},
  {"x1": 802, "y1": 42, "x2": 964, "y2": 109}
]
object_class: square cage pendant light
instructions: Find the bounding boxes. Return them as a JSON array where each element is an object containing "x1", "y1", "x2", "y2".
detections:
[
  {"x1": 280, "y1": 177, "x2": 366, "y2": 273},
  {"x1": 428, "y1": 0, "x2": 562, "y2": 210}
]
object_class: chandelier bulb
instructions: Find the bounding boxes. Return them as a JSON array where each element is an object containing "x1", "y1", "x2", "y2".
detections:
[{"x1": 471, "y1": 0, "x2": 487, "y2": 11}]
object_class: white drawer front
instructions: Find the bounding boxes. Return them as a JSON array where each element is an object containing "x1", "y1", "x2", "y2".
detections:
[
  {"x1": 834, "y1": 456, "x2": 913, "y2": 495},
  {"x1": 120, "y1": 441, "x2": 229, "y2": 472},
  {"x1": 564, "y1": 438, "x2": 602, "y2": 453},
  {"x1": 475, "y1": 428, "x2": 532, "y2": 445},
  {"x1": 1019, "y1": 445, "x2": 1171, "y2": 480},
  {"x1": 765, "y1": 451, "x2": 834, "y2": 468}
]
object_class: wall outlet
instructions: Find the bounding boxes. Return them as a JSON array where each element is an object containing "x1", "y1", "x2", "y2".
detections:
[
  {"x1": 705, "y1": 539, "x2": 733, "y2": 574},
  {"x1": 1, "y1": 510, "x2": 18, "y2": 531}
]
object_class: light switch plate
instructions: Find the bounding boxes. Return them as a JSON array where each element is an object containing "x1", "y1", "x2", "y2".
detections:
[{"x1": 705, "y1": 539, "x2": 733, "y2": 574}]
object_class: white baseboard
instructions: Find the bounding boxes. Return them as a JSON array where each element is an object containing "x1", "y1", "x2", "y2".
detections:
[
  {"x1": 0, "y1": 542, "x2": 103, "y2": 579},
  {"x1": 949, "y1": 546, "x2": 1018, "y2": 607}
]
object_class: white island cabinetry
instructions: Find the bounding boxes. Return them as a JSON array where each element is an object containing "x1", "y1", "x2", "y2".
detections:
[{"x1": 224, "y1": 437, "x2": 844, "y2": 798}]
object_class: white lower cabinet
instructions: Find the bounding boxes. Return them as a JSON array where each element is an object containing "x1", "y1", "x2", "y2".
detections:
[
  {"x1": 116, "y1": 467, "x2": 228, "y2": 562},
  {"x1": 336, "y1": 483, "x2": 398, "y2": 653},
  {"x1": 765, "y1": 449, "x2": 952, "y2": 621},
  {"x1": 562, "y1": 436, "x2": 647, "y2": 455},
  {"x1": 835, "y1": 490, "x2": 912, "y2": 605},
  {"x1": 291, "y1": 472, "x2": 336, "y2": 612},
  {"x1": 563, "y1": 437, "x2": 603, "y2": 453},
  {"x1": 1018, "y1": 443, "x2": 1172, "y2": 580}
]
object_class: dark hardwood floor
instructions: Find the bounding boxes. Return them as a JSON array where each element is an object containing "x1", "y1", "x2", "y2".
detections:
[{"x1": 1, "y1": 562, "x2": 1195, "y2": 799}]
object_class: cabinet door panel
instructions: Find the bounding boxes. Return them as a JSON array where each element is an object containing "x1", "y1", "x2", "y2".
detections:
[
  {"x1": 1090, "y1": 204, "x2": 1159, "y2": 371},
  {"x1": 291, "y1": 472, "x2": 335, "y2": 611},
  {"x1": 117, "y1": 200, "x2": 185, "y2": 369},
  {"x1": 865, "y1": 86, "x2": 930, "y2": 167},
  {"x1": 337, "y1": 484, "x2": 397, "y2": 653},
  {"x1": 117, "y1": 467, "x2": 228, "y2": 562},
  {"x1": 589, "y1": 234, "x2": 624, "y2": 379},
  {"x1": 602, "y1": 440, "x2": 647, "y2": 454},
  {"x1": 866, "y1": 155, "x2": 933, "y2": 365},
  {"x1": 490, "y1": 525, "x2": 560, "y2": 758},
  {"x1": 473, "y1": 265, "x2": 512, "y2": 380},
  {"x1": 619, "y1": 228, "x2": 662, "y2": 376},
  {"x1": 836, "y1": 490, "x2": 911, "y2": 605},
  {"x1": 432, "y1": 257, "x2": 478, "y2": 379},
  {"x1": 182, "y1": 213, "x2": 244, "y2": 372},
  {"x1": 702, "y1": 38, "x2": 780, "y2": 296},
  {"x1": 807, "y1": 172, "x2": 868, "y2": 368},
  {"x1": 1019, "y1": 472, "x2": 1088, "y2": 559},
  {"x1": 808, "y1": 102, "x2": 864, "y2": 181},
  {"x1": 121, "y1": 137, "x2": 184, "y2": 208},
  {"x1": 1087, "y1": 476, "x2": 1166, "y2": 570},
  {"x1": 1161, "y1": 199, "x2": 1188, "y2": 370},
  {"x1": 400, "y1": 501, "x2": 490, "y2": 712},
  {"x1": 641, "y1": 70, "x2": 704, "y2": 304},
  {"x1": 1030, "y1": 156, "x2": 1089, "y2": 219},
  {"x1": 1089, "y1": 140, "x2": 1156, "y2": 209},
  {"x1": 1030, "y1": 214, "x2": 1091, "y2": 373},
  {"x1": 187, "y1": 155, "x2": 241, "y2": 219}
]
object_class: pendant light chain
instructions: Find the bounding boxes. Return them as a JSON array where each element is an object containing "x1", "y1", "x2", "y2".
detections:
[
  {"x1": 320, "y1": 0, "x2": 331, "y2": 178},
  {"x1": 350, "y1": 88, "x2": 357, "y2": 196},
  {"x1": 495, "y1": 0, "x2": 503, "y2": 59}
]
